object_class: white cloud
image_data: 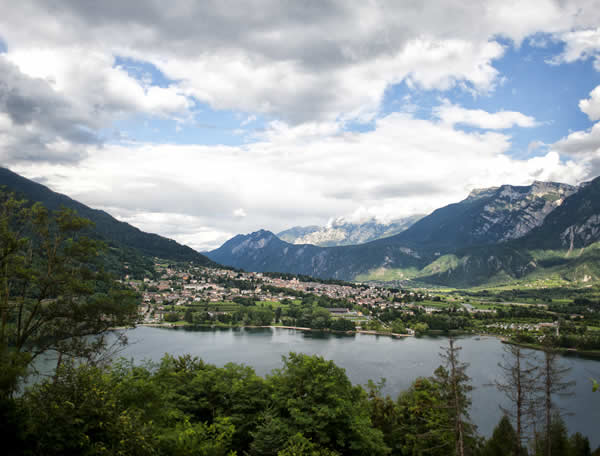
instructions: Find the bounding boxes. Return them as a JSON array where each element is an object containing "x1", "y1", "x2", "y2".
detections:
[
  {"x1": 552, "y1": 122, "x2": 600, "y2": 156},
  {"x1": 434, "y1": 102, "x2": 539, "y2": 129},
  {"x1": 528, "y1": 140, "x2": 546, "y2": 152},
  {"x1": 12, "y1": 111, "x2": 586, "y2": 250},
  {"x1": 580, "y1": 85, "x2": 600, "y2": 121},
  {"x1": 241, "y1": 115, "x2": 256, "y2": 126},
  {"x1": 552, "y1": 28, "x2": 600, "y2": 70},
  {"x1": 2, "y1": 1, "x2": 600, "y2": 249},
  {"x1": 1, "y1": 0, "x2": 598, "y2": 133}
]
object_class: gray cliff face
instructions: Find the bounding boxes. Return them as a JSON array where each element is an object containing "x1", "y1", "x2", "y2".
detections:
[
  {"x1": 474, "y1": 181, "x2": 577, "y2": 242},
  {"x1": 394, "y1": 181, "x2": 579, "y2": 249},
  {"x1": 560, "y1": 214, "x2": 600, "y2": 250},
  {"x1": 276, "y1": 226, "x2": 320, "y2": 243}
]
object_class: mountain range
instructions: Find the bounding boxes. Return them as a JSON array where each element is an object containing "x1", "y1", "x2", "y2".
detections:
[
  {"x1": 207, "y1": 179, "x2": 600, "y2": 287},
  {"x1": 277, "y1": 215, "x2": 424, "y2": 247},
  {"x1": 3, "y1": 166, "x2": 600, "y2": 288}
]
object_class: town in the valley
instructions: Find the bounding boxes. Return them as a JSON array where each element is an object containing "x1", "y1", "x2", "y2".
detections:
[{"x1": 120, "y1": 261, "x2": 600, "y2": 351}]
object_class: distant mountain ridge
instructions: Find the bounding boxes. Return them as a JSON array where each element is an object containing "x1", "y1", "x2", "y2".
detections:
[
  {"x1": 0, "y1": 167, "x2": 215, "y2": 266},
  {"x1": 277, "y1": 215, "x2": 423, "y2": 247},
  {"x1": 208, "y1": 179, "x2": 600, "y2": 286}
]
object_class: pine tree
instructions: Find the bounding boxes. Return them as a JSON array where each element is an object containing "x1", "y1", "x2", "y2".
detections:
[
  {"x1": 482, "y1": 415, "x2": 523, "y2": 456},
  {"x1": 538, "y1": 343, "x2": 575, "y2": 456},
  {"x1": 435, "y1": 337, "x2": 476, "y2": 456},
  {"x1": 495, "y1": 343, "x2": 538, "y2": 455}
]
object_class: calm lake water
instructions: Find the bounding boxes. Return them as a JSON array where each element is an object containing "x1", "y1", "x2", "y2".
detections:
[{"x1": 111, "y1": 326, "x2": 600, "y2": 446}]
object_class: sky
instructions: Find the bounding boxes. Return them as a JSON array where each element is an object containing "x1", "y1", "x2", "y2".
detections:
[{"x1": 1, "y1": 1, "x2": 600, "y2": 251}]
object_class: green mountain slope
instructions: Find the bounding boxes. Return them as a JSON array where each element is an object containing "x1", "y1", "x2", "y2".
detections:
[
  {"x1": 207, "y1": 229, "x2": 426, "y2": 279},
  {"x1": 0, "y1": 167, "x2": 215, "y2": 271}
]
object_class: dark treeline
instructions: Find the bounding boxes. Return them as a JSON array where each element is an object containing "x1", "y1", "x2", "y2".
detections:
[{"x1": 173, "y1": 301, "x2": 357, "y2": 331}]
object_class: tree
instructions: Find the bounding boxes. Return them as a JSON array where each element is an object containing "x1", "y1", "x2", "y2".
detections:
[
  {"x1": 267, "y1": 353, "x2": 389, "y2": 455},
  {"x1": 274, "y1": 306, "x2": 282, "y2": 323},
  {"x1": 482, "y1": 415, "x2": 524, "y2": 456},
  {"x1": 184, "y1": 308, "x2": 194, "y2": 324},
  {"x1": 435, "y1": 338, "x2": 476, "y2": 456},
  {"x1": 538, "y1": 345, "x2": 575, "y2": 456},
  {"x1": 19, "y1": 362, "x2": 155, "y2": 456},
  {"x1": 569, "y1": 432, "x2": 592, "y2": 456},
  {"x1": 391, "y1": 319, "x2": 406, "y2": 334},
  {"x1": 413, "y1": 322, "x2": 429, "y2": 336},
  {"x1": 494, "y1": 344, "x2": 538, "y2": 454},
  {"x1": 251, "y1": 308, "x2": 274, "y2": 326},
  {"x1": 330, "y1": 318, "x2": 355, "y2": 331},
  {"x1": 0, "y1": 192, "x2": 138, "y2": 397},
  {"x1": 535, "y1": 414, "x2": 570, "y2": 456},
  {"x1": 396, "y1": 376, "x2": 454, "y2": 455},
  {"x1": 164, "y1": 312, "x2": 180, "y2": 322}
]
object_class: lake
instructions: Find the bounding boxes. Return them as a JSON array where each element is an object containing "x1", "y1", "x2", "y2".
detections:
[{"x1": 111, "y1": 326, "x2": 600, "y2": 446}]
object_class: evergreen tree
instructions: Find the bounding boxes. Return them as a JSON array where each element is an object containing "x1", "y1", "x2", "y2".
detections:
[
  {"x1": 495, "y1": 344, "x2": 538, "y2": 454},
  {"x1": 434, "y1": 337, "x2": 478, "y2": 456},
  {"x1": 537, "y1": 344, "x2": 575, "y2": 456},
  {"x1": 482, "y1": 415, "x2": 525, "y2": 456},
  {"x1": 569, "y1": 432, "x2": 592, "y2": 456},
  {"x1": 535, "y1": 414, "x2": 570, "y2": 456}
]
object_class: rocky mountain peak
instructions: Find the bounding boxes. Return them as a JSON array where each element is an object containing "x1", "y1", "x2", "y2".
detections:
[
  {"x1": 276, "y1": 215, "x2": 423, "y2": 247},
  {"x1": 466, "y1": 187, "x2": 499, "y2": 201}
]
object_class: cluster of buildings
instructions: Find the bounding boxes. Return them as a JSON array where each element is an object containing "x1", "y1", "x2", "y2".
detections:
[{"x1": 122, "y1": 263, "x2": 437, "y2": 323}]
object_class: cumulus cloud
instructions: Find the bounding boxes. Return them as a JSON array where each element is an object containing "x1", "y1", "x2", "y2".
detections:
[
  {"x1": 552, "y1": 27, "x2": 600, "y2": 70},
  {"x1": 0, "y1": 57, "x2": 100, "y2": 163},
  {"x1": 434, "y1": 102, "x2": 539, "y2": 129},
  {"x1": 1, "y1": 0, "x2": 599, "y2": 131},
  {"x1": 554, "y1": 122, "x2": 600, "y2": 155},
  {"x1": 2, "y1": 1, "x2": 600, "y2": 249},
  {"x1": 550, "y1": 85, "x2": 600, "y2": 179},
  {"x1": 580, "y1": 85, "x2": 600, "y2": 121},
  {"x1": 12, "y1": 111, "x2": 586, "y2": 249}
]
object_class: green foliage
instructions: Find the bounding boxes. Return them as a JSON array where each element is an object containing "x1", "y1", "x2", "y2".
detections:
[
  {"x1": 19, "y1": 362, "x2": 155, "y2": 456},
  {"x1": 164, "y1": 312, "x2": 181, "y2": 322},
  {"x1": 157, "y1": 417, "x2": 236, "y2": 456},
  {"x1": 535, "y1": 414, "x2": 570, "y2": 456},
  {"x1": 277, "y1": 433, "x2": 340, "y2": 456},
  {"x1": 395, "y1": 376, "x2": 454, "y2": 455},
  {"x1": 481, "y1": 415, "x2": 523, "y2": 456},
  {"x1": 268, "y1": 352, "x2": 389, "y2": 455},
  {"x1": 391, "y1": 319, "x2": 406, "y2": 334},
  {"x1": 330, "y1": 318, "x2": 355, "y2": 331},
  {"x1": 1, "y1": 349, "x2": 596, "y2": 456},
  {"x1": 413, "y1": 322, "x2": 429, "y2": 336},
  {"x1": 0, "y1": 191, "x2": 139, "y2": 397}
]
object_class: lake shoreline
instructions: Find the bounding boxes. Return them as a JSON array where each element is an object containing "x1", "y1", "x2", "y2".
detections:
[
  {"x1": 139, "y1": 322, "x2": 413, "y2": 338},
  {"x1": 138, "y1": 323, "x2": 600, "y2": 357},
  {"x1": 500, "y1": 338, "x2": 600, "y2": 359}
]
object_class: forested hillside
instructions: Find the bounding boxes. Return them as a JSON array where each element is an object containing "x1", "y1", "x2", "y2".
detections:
[{"x1": 0, "y1": 167, "x2": 216, "y2": 274}]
